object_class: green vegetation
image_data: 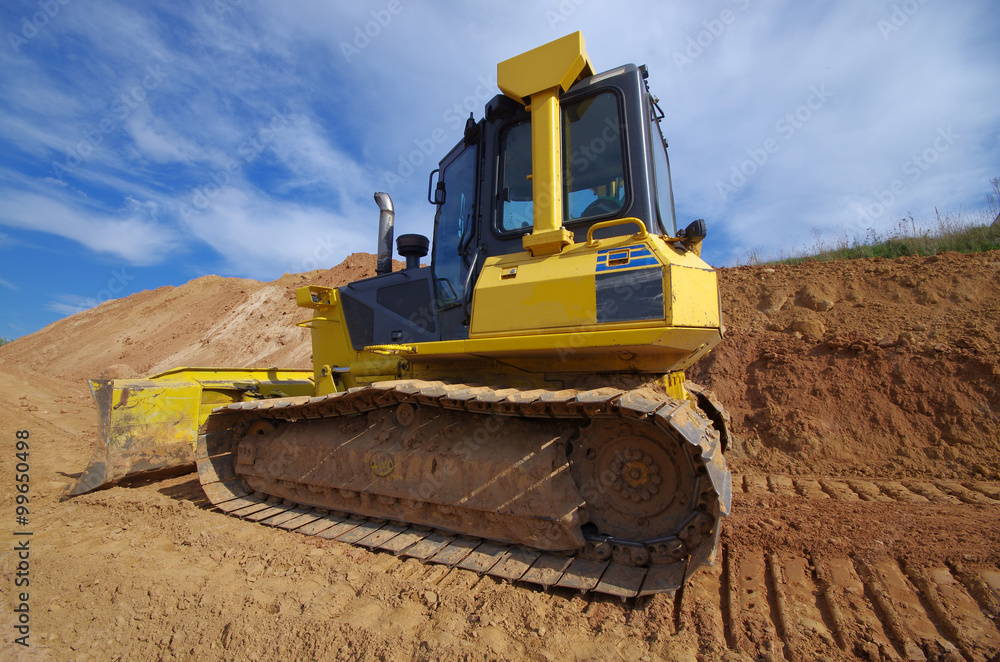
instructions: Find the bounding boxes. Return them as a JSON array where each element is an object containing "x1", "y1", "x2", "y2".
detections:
[
  {"x1": 778, "y1": 211, "x2": 999, "y2": 265},
  {"x1": 743, "y1": 177, "x2": 1000, "y2": 265},
  {"x1": 0, "y1": 337, "x2": 11, "y2": 347}
]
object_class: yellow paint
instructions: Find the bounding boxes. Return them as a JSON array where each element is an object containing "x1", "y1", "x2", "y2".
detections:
[
  {"x1": 100, "y1": 380, "x2": 204, "y2": 455},
  {"x1": 288, "y1": 34, "x2": 723, "y2": 390},
  {"x1": 666, "y1": 264, "x2": 721, "y2": 327},
  {"x1": 585, "y1": 218, "x2": 648, "y2": 246},
  {"x1": 521, "y1": 226, "x2": 574, "y2": 257},
  {"x1": 662, "y1": 372, "x2": 687, "y2": 401},
  {"x1": 412, "y1": 326, "x2": 715, "y2": 359},
  {"x1": 497, "y1": 32, "x2": 595, "y2": 257},
  {"x1": 101, "y1": 367, "x2": 315, "y2": 426},
  {"x1": 470, "y1": 232, "x2": 721, "y2": 337},
  {"x1": 295, "y1": 285, "x2": 359, "y2": 386},
  {"x1": 496, "y1": 32, "x2": 595, "y2": 103},
  {"x1": 80, "y1": 367, "x2": 316, "y2": 491},
  {"x1": 470, "y1": 246, "x2": 597, "y2": 335}
]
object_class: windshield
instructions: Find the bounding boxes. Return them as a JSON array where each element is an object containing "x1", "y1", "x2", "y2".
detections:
[{"x1": 499, "y1": 91, "x2": 627, "y2": 232}]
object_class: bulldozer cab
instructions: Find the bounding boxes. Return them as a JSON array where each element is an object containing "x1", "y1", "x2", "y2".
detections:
[
  {"x1": 424, "y1": 62, "x2": 672, "y2": 340},
  {"x1": 301, "y1": 33, "x2": 720, "y2": 381}
]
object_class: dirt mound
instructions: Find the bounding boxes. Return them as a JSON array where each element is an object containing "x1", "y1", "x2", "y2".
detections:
[
  {"x1": 689, "y1": 250, "x2": 1000, "y2": 480},
  {"x1": 0, "y1": 252, "x2": 397, "y2": 385}
]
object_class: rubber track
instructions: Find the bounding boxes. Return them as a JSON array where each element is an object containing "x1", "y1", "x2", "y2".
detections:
[{"x1": 194, "y1": 379, "x2": 732, "y2": 598}]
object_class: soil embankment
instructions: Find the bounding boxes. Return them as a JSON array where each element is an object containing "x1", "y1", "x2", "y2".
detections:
[{"x1": 2, "y1": 251, "x2": 998, "y2": 661}]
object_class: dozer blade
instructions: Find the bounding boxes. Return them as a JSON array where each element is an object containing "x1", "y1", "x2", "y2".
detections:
[
  {"x1": 69, "y1": 368, "x2": 314, "y2": 496},
  {"x1": 69, "y1": 378, "x2": 205, "y2": 496}
]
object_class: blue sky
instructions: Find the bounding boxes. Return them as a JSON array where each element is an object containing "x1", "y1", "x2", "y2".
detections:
[{"x1": 1, "y1": 0, "x2": 998, "y2": 339}]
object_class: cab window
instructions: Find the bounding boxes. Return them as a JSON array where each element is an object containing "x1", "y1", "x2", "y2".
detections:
[
  {"x1": 431, "y1": 145, "x2": 478, "y2": 308},
  {"x1": 499, "y1": 91, "x2": 627, "y2": 232}
]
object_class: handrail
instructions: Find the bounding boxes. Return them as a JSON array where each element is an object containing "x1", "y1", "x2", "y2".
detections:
[
  {"x1": 363, "y1": 344, "x2": 418, "y2": 355},
  {"x1": 295, "y1": 317, "x2": 340, "y2": 329},
  {"x1": 585, "y1": 217, "x2": 648, "y2": 247}
]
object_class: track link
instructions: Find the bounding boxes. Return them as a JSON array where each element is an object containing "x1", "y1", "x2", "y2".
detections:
[{"x1": 194, "y1": 379, "x2": 732, "y2": 598}]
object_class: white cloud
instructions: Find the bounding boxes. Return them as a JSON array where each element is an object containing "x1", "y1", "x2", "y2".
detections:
[
  {"x1": 266, "y1": 114, "x2": 369, "y2": 196},
  {"x1": 175, "y1": 186, "x2": 373, "y2": 278},
  {"x1": 0, "y1": 187, "x2": 180, "y2": 265},
  {"x1": 125, "y1": 112, "x2": 197, "y2": 164},
  {"x1": 45, "y1": 294, "x2": 99, "y2": 317}
]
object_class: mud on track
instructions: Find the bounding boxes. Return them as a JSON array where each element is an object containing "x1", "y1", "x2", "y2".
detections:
[{"x1": 2, "y1": 251, "x2": 999, "y2": 660}]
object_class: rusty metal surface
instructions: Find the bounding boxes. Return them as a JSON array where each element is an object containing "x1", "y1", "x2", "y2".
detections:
[
  {"x1": 555, "y1": 558, "x2": 611, "y2": 591},
  {"x1": 234, "y1": 401, "x2": 587, "y2": 551},
  {"x1": 377, "y1": 528, "x2": 427, "y2": 554},
  {"x1": 195, "y1": 379, "x2": 731, "y2": 597},
  {"x1": 457, "y1": 541, "x2": 508, "y2": 573},
  {"x1": 488, "y1": 549, "x2": 541, "y2": 582},
  {"x1": 595, "y1": 562, "x2": 647, "y2": 599}
]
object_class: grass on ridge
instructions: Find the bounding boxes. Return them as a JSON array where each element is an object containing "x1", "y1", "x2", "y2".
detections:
[
  {"x1": 743, "y1": 178, "x2": 1000, "y2": 266},
  {"x1": 779, "y1": 211, "x2": 1000, "y2": 265}
]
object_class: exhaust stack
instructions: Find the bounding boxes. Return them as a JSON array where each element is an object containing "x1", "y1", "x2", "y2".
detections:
[{"x1": 374, "y1": 191, "x2": 394, "y2": 275}]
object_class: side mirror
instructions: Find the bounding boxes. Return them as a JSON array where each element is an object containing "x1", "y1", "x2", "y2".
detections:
[
  {"x1": 426, "y1": 169, "x2": 446, "y2": 206},
  {"x1": 678, "y1": 219, "x2": 707, "y2": 256}
]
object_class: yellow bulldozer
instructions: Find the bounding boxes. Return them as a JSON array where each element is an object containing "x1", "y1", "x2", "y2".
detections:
[{"x1": 70, "y1": 32, "x2": 731, "y2": 598}]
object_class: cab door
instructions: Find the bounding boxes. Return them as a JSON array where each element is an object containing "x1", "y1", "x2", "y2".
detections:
[{"x1": 431, "y1": 141, "x2": 479, "y2": 339}]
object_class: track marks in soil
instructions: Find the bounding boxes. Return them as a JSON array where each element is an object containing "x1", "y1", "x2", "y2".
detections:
[
  {"x1": 701, "y1": 546, "x2": 1000, "y2": 661},
  {"x1": 205, "y1": 472, "x2": 1000, "y2": 660},
  {"x1": 736, "y1": 474, "x2": 1000, "y2": 506}
]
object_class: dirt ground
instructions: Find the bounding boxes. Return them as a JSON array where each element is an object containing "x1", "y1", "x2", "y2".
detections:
[{"x1": 1, "y1": 251, "x2": 999, "y2": 661}]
